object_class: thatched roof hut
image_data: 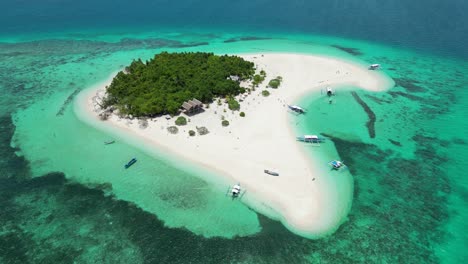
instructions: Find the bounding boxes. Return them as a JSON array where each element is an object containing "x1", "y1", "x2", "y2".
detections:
[{"x1": 182, "y1": 98, "x2": 203, "y2": 114}]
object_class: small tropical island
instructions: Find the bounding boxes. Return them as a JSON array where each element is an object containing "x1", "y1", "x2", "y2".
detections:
[{"x1": 76, "y1": 52, "x2": 394, "y2": 238}]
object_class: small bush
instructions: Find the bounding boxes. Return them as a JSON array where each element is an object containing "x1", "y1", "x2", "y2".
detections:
[
  {"x1": 189, "y1": 130, "x2": 196, "y2": 136},
  {"x1": 222, "y1": 120, "x2": 230, "y2": 127},
  {"x1": 227, "y1": 97, "x2": 240, "y2": 111},
  {"x1": 167, "y1": 126, "x2": 179, "y2": 134},
  {"x1": 240, "y1": 112, "x2": 245, "y2": 117},
  {"x1": 175, "y1": 116, "x2": 187, "y2": 126},
  {"x1": 262, "y1": 90, "x2": 270, "y2": 97},
  {"x1": 196, "y1": 126, "x2": 209, "y2": 135},
  {"x1": 253, "y1": 74, "x2": 265, "y2": 86},
  {"x1": 239, "y1": 87, "x2": 246, "y2": 94},
  {"x1": 268, "y1": 79, "x2": 281, "y2": 88}
]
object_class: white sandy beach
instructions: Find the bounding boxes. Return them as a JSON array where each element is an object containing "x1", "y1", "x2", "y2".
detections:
[{"x1": 75, "y1": 53, "x2": 394, "y2": 238}]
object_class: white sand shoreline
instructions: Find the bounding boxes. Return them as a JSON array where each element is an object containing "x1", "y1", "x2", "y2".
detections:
[{"x1": 74, "y1": 53, "x2": 394, "y2": 238}]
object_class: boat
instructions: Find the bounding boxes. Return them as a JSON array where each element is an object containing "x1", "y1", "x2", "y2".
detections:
[
  {"x1": 296, "y1": 135, "x2": 325, "y2": 144},
  {"x1": 368, "y1": 64, "x2": 381, "y2": 70},
  {"x1": 264, "y1": 169, "x2": 279, "y2": 176},
  {"x1": 226, "y1": 183, "x2": 243, "y2": 199},
  {"x1": 104, "y1": 140, "x2": 115, "y2": 145},
  {"x1": 288, "y1": 105, "x2": 306, "y2": 114},
  {"x1": 328, "y1": 160, "x2": 345, "y2": 170},
  {"x1": 326, "y1": 87, "x2": 334, "y2": 97},
  {"x1": 230, "y1": 183, "x2": 241, "y2": 199},
  {"x1": 124, "y1": 158, "x2": 137, "y2": 169}
]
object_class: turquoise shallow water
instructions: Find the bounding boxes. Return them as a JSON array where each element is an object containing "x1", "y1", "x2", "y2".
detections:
[{"x1": 1, "y1": 28, "x2": 467, "y2": 263}]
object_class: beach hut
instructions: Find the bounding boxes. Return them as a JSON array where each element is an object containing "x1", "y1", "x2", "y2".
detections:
[{"x1": 182, "y1": 98, "x2": 203, "y2": 114}]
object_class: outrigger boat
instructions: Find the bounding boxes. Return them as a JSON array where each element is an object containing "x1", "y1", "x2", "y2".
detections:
[
  {"x1": 296, "y1": 135, "x2": 325, "y2": 145},
  {"x1": 264, "y1": 169, "x2": 279, "y2": 176},
  {"x1": 328, "y1": 160, "x2": 345, "y2": 170},
  {"x1": 226, "y1": 183, "x2": 245, "y2": 199},
  {"x1": 368, "y1": 64, "x2": 381, "y2": 70},
  {"x1": 124, "y1": 158, "x2": 137, "y2": 169},
  {"x1": 288, "y1": 105, "x2": 306, "y2": 114}
]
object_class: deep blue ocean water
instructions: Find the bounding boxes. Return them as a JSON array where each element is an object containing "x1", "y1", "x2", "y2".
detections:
[
  {"x1": 1, "y1": 0, "x2": 467, "y2": 58},
  {"x1": 1, "y1": 1, "x2": 467, "y2": 263}
]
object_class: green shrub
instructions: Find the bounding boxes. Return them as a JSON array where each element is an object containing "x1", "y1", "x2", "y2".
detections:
[
  {"x1": 175, "y1": 116, "x2": 187, "y2": 126},
  {"x1": 240, "y1": 112, "x2": 245, "y2": 117},
  {"x1": 262, "y1": 90, "x2": 270, "y2": 97},
  {"x1": 189, "y1": 130, "x2": 196, "y2": 136},
  {"x1": 253, "y1": 74, "x2": 265, "y2": 86},
  {"x1": 103, "y1": 52, "x2": 256, "y2": 116},
  {"x1": 268, "y1": 78, "x2": 281, "y2": 88},
  {"x1": 227, "y1": 97, "x2": 240, "y2": 111},
  {"x1": 222, "y1": 120, "x2": 230, "y2": 127},
  {"x1": 239, "y1": 87, "x2": 246, "y2": 94}
]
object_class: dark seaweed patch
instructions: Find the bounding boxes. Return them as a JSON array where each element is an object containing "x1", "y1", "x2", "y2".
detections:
[
  {"x1": 351, "y1": 91, "x2": 376, "y2": 138},
  {"x1": 452, "y1": 138, "x2": 467, "y2": 145},
  {"x1": 388, "y1": 139, "x2": 402, "y2": 146},
  {"x1": 395, "y1": 78, "x2": 428, "y2": 93},
  {"x1": 223, "y1": 38, "x2": 238, "y2": 43},
  {"x1": 388, "y1": 91, "x2": 424, "y2": 101},
  {"x1": 0, "y1": 38, "x2": 208, "y2": 56},
  {"x1": 171, "y1": 42, "x2": 209, "y2": 48},
  {"x1": 239, "y1": 37, "x2": 271, "y2": 41},
  {"x1": 331, "y1": 45, "x2": 363, "y2": 56},
  {"x1": 56, "y1": 88, "x2": 81, "y2": 116},
  {"x1": 223, "y1": 37, "x2": 271, "y2": 43},
  {"x1": 365, "y1": 94, "x2": 392, "y2": 104}
]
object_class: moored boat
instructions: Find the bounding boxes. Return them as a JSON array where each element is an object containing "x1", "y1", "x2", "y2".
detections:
[
  {"x1": 328, "y1": 160, "x2": 345, "y2": 170},
  {"x1": 104, "y1": 140, "x2": 115, "y2": 145},
  {"x1": 231, "y1": 183, "x2": 241, "y2": 199},
  {"x1": 288, "y1": 105, "x2": 306, "y2": 114},
  {"x1": 125, "y1": 158, "x2": 137, "y2": 169},
  {"x1": 368, "y1": 64, "x2": 381, "y2": 70},
  {"x1": 296, "y1": 135, "x2": 325, "y2": 144}
]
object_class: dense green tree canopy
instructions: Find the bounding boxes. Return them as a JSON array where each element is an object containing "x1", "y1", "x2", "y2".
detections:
[{"x1": 103, "y1": 52, "x2": 255, "y2": 116}]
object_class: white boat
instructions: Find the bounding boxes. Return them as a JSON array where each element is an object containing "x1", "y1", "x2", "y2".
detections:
[
  {"x1": 328, "y1": 160, "x2": 345, "y2": 170},
  {"x1": 368, "y1": 64, "x2": 381, "y2": 70},
  {"x1": 227, "y1": 183, "x2": 244, "y2": 199},
  {"x1": 297, "y1": 135, "x2": 325, "y2": 144},
  {"x1": 326, "y1": 87, "x2": 334, "y2": 97},
  {"x1": 288, "y1": 105, "x2": 306, "y2": 114}
]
